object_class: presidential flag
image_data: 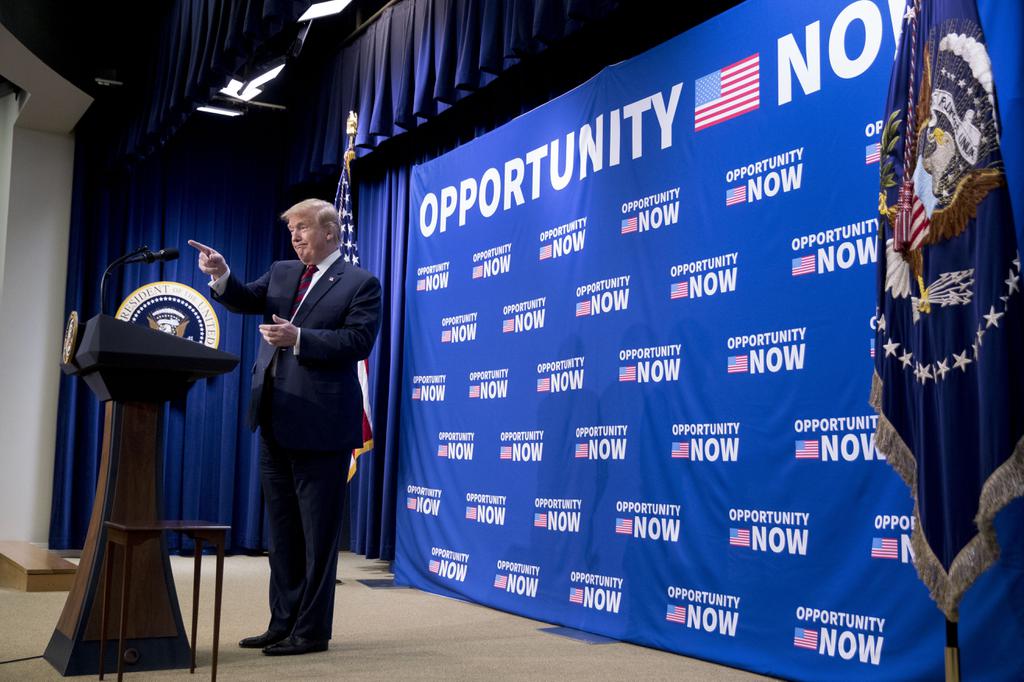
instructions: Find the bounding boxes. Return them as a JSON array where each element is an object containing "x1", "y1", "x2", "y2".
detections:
[
  {"x1": 335, "y1": 135, "x2": 374, "y2": 483},
  {"x1": 874, "y1": 0, "x2": 1024, "y2": 620},
  {"x1": 694, "y1": 53, "x2": 760, "y2": 131}
]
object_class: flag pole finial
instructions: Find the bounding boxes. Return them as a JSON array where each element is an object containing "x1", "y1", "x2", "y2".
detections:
[{"x1": 345, "y1": 111, "x2": 357, "y2": 171}]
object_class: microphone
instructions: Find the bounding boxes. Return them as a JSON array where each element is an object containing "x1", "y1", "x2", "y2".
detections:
[
  {"x1": 125, "y1": 247, "x2": 180, "y2": 264},
  {"x1": 99, "y1": 246, "x2": 180, "y2": 315}
]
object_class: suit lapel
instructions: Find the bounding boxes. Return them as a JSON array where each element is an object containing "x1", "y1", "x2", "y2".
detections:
[{"x1": 292, "y1": 257, "x2": 346, "y2": 326}]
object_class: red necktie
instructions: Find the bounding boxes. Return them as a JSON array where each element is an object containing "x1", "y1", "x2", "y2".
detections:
[{"x1": 289, "y1": 264, "x2": 317, "y2": 318}]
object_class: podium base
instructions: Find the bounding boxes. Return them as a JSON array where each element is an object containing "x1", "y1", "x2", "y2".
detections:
[{"x1": 43, "y1": 628, "x2": 190, "y2": 676}]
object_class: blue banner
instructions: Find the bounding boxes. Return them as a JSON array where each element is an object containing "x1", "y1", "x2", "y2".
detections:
[{"x1": 394, "y1": 1, "x2": 1020, "y2": 678}]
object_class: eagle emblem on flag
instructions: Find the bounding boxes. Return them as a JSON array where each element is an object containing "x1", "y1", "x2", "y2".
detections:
[{"x1": 872, "y1": 0, "x2": 1024, "y2": 621}]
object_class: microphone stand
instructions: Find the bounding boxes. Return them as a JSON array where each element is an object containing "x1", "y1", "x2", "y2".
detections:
[{"x1": 99, "y1": 246, "x2": 148, "y2": 316}]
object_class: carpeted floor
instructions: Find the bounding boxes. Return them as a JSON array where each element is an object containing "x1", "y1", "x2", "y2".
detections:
[{"x1": 0, "y1": 553, "x2": 774, "y2": 680}]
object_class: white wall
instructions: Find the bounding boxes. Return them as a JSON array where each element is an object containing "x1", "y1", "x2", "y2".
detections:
[{"x1": 0, "y1": 125, "x2": 75, "y2": 543}]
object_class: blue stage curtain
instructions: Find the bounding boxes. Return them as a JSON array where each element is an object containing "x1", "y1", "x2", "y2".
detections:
[
  {"x1": 283, "y1": 0, "x2": 627, "y2": 186},
  {"x1": 49, "y1": 111, "x2": 290, "y2": 552},
  {"x1": 102, "y1": 0, "x2": 312, "y2": 168}
]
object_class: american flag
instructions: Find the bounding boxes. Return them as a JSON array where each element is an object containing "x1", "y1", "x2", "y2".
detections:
[
  {"x1": 694, "y1": 53, "x2": 760, "y2": 131},
  {"x1": 793, "y1": 627, "x2": 818, "y2": 650},
  {"x1": 726, "y1": 185, "x2": 746, "y2": 206},
  {"x1": 865, "y1": 142, "x2": 881, "y2": 164},
  {"x1": 539, "y1": 244, "x2": 553, "y2": 260},
  {"x1": 870, "y1": 338, "x2": 876, "y2": 358},
  {"x1": 466, "y1": 506, "x2": 478, "y2": 520},
  {"x1": 795, "y1": 440, "x2": 819, "y2": 459},
  {"x1": 429, "y1": 560, "x2": 440, "y2": 574},
  {"x1": 416, "y1": 278, "x2": 426, "y2": 291},
  {"x1": 666, "y1": 604, "x2": 687, "y2": 624},
  {"x1": 575, "y1": 442, "x2": 589, "y2": 459},
  {"x1": 619, "y1": 365, "x2": 637, "y2": 381},
  {"x1": 502, "y1": 318, "x2": 515, "y2": 333},
  {"x1": 615, "y1": 518, "x2": 634, "y2": 535},
  {"x1": 906, "y1": 188, "x2": 932, "y2": 249},
  {"x1": 336, "y1": 157, "x2": 374, "y2": 483},
  {"x1": 412, "y1": 387, "x2": 421, "y2": 400},
  {"x1": 791, "y1": 254, "x2": 816, "y2": 276},
  {"x1": 407, "y1": 496, "x2": 418, "y2": 510},
  {"x1": 537, "y1": 377, "x2": 551, "y2": 392},
  {"x1": 441, "y1": 329, "x2": 452, "y2": 343},
  {"x1": 871, "y1": 537, "x2": 899, "y2": 559},
  {"x1": 729, "y1": 527, "x2": 750, "y2": 547},
  {"x1": 576, "y1": 300, "x2": 592, "y2": 317},
  {"x1": 494, "y1": 574, "x2": 508, "y2": 589},
  {"x1": 469, "y1": 384, "x2": 481, "y2": 398},
  {"x1": 437, "y1": 444, "x2": 448, "y2": 458},
  {"x1": 569, "y1": 587, "x2": 584, "y2": 604},
  {"x1": 534, "y1": 512, "x2": 548, "y2": 527},
  {"x1": 621, "y1": 216, "x2": 638, "y2": 234},
  {"x1": 670, "y1": 281, "x2": 689, "y2": 299},
  {"x1": 672, "y1": 441, "x2": 690, "y2": 459},
  {"x1": 727, "y1": 355, "x2": 748, "y2": 373},
  {"x1": 472, "y1": 265, "x2": 483, "y2": 279},
  {"x1": 500, "y1": 445, "x2": 513, "y2": 460}
]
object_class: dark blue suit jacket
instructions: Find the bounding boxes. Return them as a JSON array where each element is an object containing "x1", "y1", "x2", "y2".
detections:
[{"x1": 212, "y1": 257, "x2": 382, "y2": 452}]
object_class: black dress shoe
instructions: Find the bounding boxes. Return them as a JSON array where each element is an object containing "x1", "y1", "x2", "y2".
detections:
[
  {"x1": 238, "y1": 630, "x2": 289, "y2": 649},
  {"x1": 262, "y1": 636, "x2": 329, "y2": 656}
]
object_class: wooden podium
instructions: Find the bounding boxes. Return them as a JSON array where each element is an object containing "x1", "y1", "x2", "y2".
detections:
[{"x1": 44, "y1": 315, "x2": 238, "y2": 676}]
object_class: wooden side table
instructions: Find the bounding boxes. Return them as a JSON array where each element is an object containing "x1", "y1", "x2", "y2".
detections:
[{"x1": 99, "y1": 521, "x2": 229, "y2": 681}]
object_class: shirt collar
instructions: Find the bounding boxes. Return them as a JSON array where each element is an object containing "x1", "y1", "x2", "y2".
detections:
[{"x1": 314, "y1": 248, "x2": 342, "y2": 272}]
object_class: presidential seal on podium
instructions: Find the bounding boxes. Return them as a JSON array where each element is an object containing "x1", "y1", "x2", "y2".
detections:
[{"x1": 115, "y1": 281, "x2": 220, "y2": 348}]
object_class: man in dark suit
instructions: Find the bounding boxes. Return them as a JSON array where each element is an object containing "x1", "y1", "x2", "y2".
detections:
[{"x1": 187, "y1": 198, "x2": 381, "y2": 656}]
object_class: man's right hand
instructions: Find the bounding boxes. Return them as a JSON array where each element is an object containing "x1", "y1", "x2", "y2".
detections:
[{"x1": 187, "y1": 240, "x2": 228, "y2": 279}]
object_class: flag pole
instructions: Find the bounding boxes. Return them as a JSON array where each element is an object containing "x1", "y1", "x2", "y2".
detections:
[
  {"x1": 945, "y1": 618, "x2": 959, "y2": 682},
  {"x1": 345, "y1": 111, "x2": 357, "y2": 174}
]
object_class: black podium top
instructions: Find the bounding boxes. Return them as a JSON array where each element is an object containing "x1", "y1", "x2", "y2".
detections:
[{"x1": 67, "y1": 314, "x2": 239, "y2": 402}]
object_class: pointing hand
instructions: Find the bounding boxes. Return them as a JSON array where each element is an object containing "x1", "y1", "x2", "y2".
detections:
[{"x1": 187, "y1": 240, "x2": 228, "y2": 279}]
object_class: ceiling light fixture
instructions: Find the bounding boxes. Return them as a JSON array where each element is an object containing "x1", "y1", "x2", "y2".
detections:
[
  {"x1": 219, "y1": 79, "x2": 244, "y2": 98},
  {"x1": 298, "y1": 0, "x2": 353, "y2": 22},
  {"x1": 197, "y1": 105, "x2": 243, "y2": 117},
  {"x1": 238, "y1": 63, "x2": 285, "y2": 101}
]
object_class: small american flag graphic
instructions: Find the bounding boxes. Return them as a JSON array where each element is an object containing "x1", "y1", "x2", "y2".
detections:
[
  {"x1": 672, "y1": 441, "x2": 690, "y2": 459},
  {"x1": 694, "y1": 53, "x2": 760, "y2": 131},
  {"x1": 437, "y1": 444, "x2": 449, "y2": 458},
  {"x1": 537, "y1": 377, "x2": 551, "y2": 392},
  {"x1": 441, "y1": 329, "x2": 452, "y2": 343},
  {"x1": 871, "y1": 537, "x2": 899, "y2": 559},
  {"x1": 615, "y1": 518, "x2": 634, "y2": 535},
  {"x1": 469, "y1": 384, "x2": 481, "y2": 398},
  {"x1": 407, "y1": 497, "x2": 418, "y2": 510},
  {"x1": 503, "y1": 318, "x2": 515, "y2": 333},
  {"x1": 727, "y1": 355, "x2": 748, "y2": 373},
  {"x1": 493, "y1": 574, "x2": 508, "y2": 589},
  {"x1": 870, "y1": 338, "x2": 876, "y2": 358},
  {"x1": 576, "y1": 300, "x2": 592, "y2": 317},
  {"x1": 500, "y1": 446, "x2": 513, "y2": 460},
  {"x1": 466, "y1": 506, "x2": 478, "y2": 520},
  {"x1": 793, "y1": 627, "x2": 818, "y2": 650},
  {"x1": 666, "y1": 604, "x2": 687, "y2": 624},
  {"x1": 539, "y1": 244, "x2": 553, "y2": 260},
  {"x1": 412, "y1": 387, "x2": 422, "y2": 400},
  {"x1": 791, "y1": 255, "x2": 816, "y2": 276},
  {"x1": 429, "y1": 560, "x2": 440, "y2": 574},
  {"x1": 729, "y1": 528, "x2": 751, "y2": 547},
  {"x1": 575, "y1": 442, "x2": 589, "y2": 459},
  {"x1": 621, "y1": 216, "x2": 638, "y2": 234},
  {"x1": 472, "y1": 265, "x2": 483, "y2": 279},
  {"x1": 416, "y1": 278, "x2": 426, "y2": 291},
  {"x1": 534, "y1": 512, "x2": 548, "y2": 527},
  {"x1": 670, "y1": 281, "x2": 689, "y2": 299},
  {"x1": 725, "y1": 185, "x2": 746, "y2": 206},
  {"x1": 569, "y1": 587, "x2": 584, "y2": 604},
  {"x1": 619, "y1": 365, "x2": 637, "y2": 382},
  {"x1": 794, "y1": 440, "x2": 819, "y2": 459},
  {"x1": 865, "y1": 142, "x2": 881, "y2": 164}
]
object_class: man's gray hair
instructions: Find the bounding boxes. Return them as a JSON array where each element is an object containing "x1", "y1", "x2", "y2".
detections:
[{"x1": 281, "y1": 198, "x2": 341, "y2": 239}]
